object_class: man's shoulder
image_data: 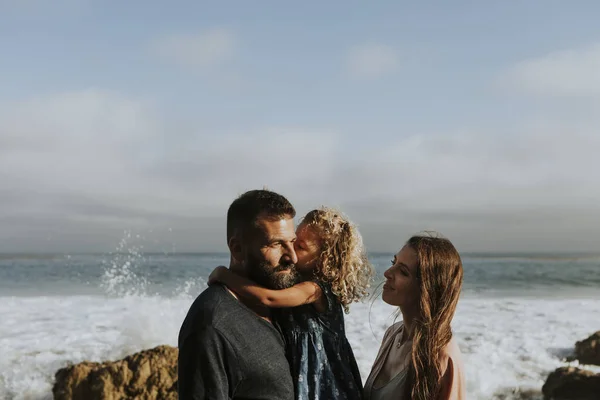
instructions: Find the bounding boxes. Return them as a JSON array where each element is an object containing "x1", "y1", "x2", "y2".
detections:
[
  {"x1": 193, "y1": 284, "x2": 230, "y2": 307},
  {"x1": 187, "y1": 284, "x2": 241, "y2": 318},
  {"x1": 178, "y1": 285, "x2": 239, "y2": 343}
]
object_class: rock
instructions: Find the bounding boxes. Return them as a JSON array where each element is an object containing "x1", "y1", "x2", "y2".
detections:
[
  {"x1": 576, "y1": 331, "x2": 600, "y2": 366},
  {"x1": 52, "y1": 345, "x2": 178, "y2": 400},
  {"x1": 542, "y1": 366, "x2": 600, "y2": 400}
]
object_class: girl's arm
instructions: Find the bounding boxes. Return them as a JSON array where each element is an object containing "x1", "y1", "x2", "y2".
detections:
[{"x1": 208, "y1": 266, "x2": 323, "y2": 308}]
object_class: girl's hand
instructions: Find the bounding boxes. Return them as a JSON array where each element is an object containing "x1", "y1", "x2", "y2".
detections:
[{"x1": 208, "y1": 266, "x2": 228, "y2": 285}]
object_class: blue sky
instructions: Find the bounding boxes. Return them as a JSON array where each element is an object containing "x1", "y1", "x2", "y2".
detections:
[{"x1": 1, "y1": 1, "x2": 599, "y2": 252}]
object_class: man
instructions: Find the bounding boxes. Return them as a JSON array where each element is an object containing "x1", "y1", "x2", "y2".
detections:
[{"x1": 178, "y1": 189, "x2": 300, "y2": 399}]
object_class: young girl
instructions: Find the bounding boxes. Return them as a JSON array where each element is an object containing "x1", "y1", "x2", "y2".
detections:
[{"x1": 208, "y1": 207, "x2": 375, "y2": 400}]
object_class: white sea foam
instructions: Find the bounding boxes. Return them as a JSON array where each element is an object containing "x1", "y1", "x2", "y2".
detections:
[{"x1": 1, "y1": 287, "x2": 599, "y2": 400}]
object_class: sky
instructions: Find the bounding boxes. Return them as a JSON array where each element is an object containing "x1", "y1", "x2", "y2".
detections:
[{"x1": 1, "y1": 1, "x2": 599, "y2": 253}]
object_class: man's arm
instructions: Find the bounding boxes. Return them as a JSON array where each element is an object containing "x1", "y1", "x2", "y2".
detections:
[{"x1": 178, "y1": 326, "x2": 239, "y2": 400}]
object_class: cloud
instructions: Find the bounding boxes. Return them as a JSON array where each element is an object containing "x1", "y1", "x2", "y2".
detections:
[
  {"x1": 1, "y1": 89, "x2": 600, "y2": 253},
  {"x1": 338, "y1": 122, "x2": 600, "y2": 209},
  {"x1": 502, "y1": 42, "x2": 600, "y2": 97},
  {"x1": 0, "y1": 89, "x2": 338, "y2": 212},
  {"x1": 320, "y1": 124, "x2": 599, "y2": 215},
  {"x1": 151, "y1": 28, "x2": 235, "y2": 70},
  {"x1": 279, "y1": 120, "x2": 600, "y2": 252},
  {"x1": 0, "y1": 89, "x2": 340, "y2": 251},
  {"x1": 346, "y1": 43, "x2": 399, "y2": 78}
]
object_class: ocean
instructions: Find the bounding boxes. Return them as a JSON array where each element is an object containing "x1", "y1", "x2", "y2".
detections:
[{"x1": 1, "y1": 238, "x2": 600, "y2": 399}]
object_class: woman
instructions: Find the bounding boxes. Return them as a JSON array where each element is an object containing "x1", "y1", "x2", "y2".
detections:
[{"x1": 364, "y1": 233, "x2": 466, "y2": 400}]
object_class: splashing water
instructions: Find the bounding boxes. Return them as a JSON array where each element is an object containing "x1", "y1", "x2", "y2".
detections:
[{"x1": 100, "y1": 231, "x2": 150, "y2": 297}]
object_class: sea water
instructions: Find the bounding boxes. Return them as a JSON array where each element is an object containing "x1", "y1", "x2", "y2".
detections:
[{"x1": 1, "y1": 239, "x2": 600, "y2": 399}]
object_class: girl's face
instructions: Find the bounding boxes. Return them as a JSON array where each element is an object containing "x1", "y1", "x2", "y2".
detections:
[
  {"x1": 294, "y1": 223, "x2": 322, "y2": 275},
  {"x1": 382, "y1": 245, "x2": 420, "y2": 310}
]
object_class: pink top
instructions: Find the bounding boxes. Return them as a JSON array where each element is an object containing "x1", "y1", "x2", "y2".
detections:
[{"x1": 364, "y1": 322, "x2": 467, "y2": 400}]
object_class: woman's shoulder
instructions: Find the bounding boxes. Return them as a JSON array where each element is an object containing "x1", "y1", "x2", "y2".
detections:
[
  {"x1": 437, "y1": 336, "x2": 466, "y2": 400},
  {"x1": 440, "y1": 336, "x2": 464, "y2": 366},
  {"x1": 381, "y1": 321, "x2": 403, "y2": 342}
]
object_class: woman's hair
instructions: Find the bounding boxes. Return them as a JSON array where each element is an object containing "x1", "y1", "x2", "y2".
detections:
[
  {"x1": 404, "y1": 232, "x2": 463, "y2": 400},
  {"x1": 301, "y1": 207, "x2": 375, "y2": 313}
]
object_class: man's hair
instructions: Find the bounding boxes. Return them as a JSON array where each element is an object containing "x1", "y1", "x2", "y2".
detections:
[{"x1": 226, "y1": 189, "x2": 296, "y2": 243}]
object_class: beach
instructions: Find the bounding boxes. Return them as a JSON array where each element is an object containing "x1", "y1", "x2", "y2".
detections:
[{"x1": 1, "y1": 246, "x2": 600, "y2": 400}]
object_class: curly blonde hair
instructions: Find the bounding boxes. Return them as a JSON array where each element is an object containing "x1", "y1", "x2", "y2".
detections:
[{"x1": 300, "y1": 207, "x2": 375, "y2": 313}]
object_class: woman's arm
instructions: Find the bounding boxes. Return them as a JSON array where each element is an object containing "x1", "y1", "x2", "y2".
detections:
[
  {"x1": 208, "y1": 266, "x2": 323, "y2": 308},
  {"x1": 437, "y1": 356, "x2": 466, "y2": 400}
]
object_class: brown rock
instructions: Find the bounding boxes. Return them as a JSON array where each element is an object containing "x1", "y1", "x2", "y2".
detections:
[
  {"x1": 542, "y1": 366, "x2": 600, "y2": 400},
  {"x1": 52, "y1": 345, "x2": 178, "y2": 400},
  {"x1": 576, "y1": 331, "x2": 600, "y2": 366}
]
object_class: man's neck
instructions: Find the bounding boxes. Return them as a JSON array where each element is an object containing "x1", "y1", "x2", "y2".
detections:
[{"x1": 226, "y1": 263, "x2": 272, "y2": 322}]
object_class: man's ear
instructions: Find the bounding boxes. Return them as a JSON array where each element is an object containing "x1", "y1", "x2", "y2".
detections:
[{"x1": 228, "y1": 234, "x2": 243, "y2": 264}]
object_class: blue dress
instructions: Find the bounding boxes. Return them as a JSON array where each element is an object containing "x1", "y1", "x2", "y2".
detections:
[{"x1": 275, "y1": 281, "x2": 364, "y2": 400}]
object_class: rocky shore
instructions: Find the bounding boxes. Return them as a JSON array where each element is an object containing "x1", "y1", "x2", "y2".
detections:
[
  {"x1": 52, "y1": 331, "x2": 600, "y2": 400},
  {"x1": 542, "y1": 331, "x2": 600, "y2": 400},
  {"x1": 52, "y1": 345, "x2": 178, "y2": 400}
]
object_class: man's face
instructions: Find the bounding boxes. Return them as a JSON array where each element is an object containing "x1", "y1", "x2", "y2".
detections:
[{"x1": 244, "y1": 216, "x2": 300, "y2": 289}]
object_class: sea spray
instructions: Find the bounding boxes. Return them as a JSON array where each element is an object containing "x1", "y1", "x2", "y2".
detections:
[{"x1": 100, "y1": 231, "x2": 149, "y2": 297}]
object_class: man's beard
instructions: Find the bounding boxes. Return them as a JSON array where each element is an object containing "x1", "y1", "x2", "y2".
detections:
[{"x1": 246, "y1": 253, "x2": 301, "y2": 290}]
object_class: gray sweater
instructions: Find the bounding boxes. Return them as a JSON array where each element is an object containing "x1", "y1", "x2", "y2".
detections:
[{"x1": 177, "y1": 284, "x2": 294, "y2": 400}]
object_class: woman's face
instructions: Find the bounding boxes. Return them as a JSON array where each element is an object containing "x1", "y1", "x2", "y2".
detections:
[
  {"x1": 382, "y1": 245, "x2": 420, "y2": 309},
  {"x1": 294, "y1": 223, "x2": 322, "y2": 275}
]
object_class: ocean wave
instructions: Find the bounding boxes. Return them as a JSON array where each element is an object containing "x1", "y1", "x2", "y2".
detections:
[{"x1": 1, "y1": 291, "x2": 599, "y2": 400}]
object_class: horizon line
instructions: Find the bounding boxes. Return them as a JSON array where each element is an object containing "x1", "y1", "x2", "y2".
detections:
[{"x1": 1, "y1": 250, "x2": 599, "y2": 257}]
